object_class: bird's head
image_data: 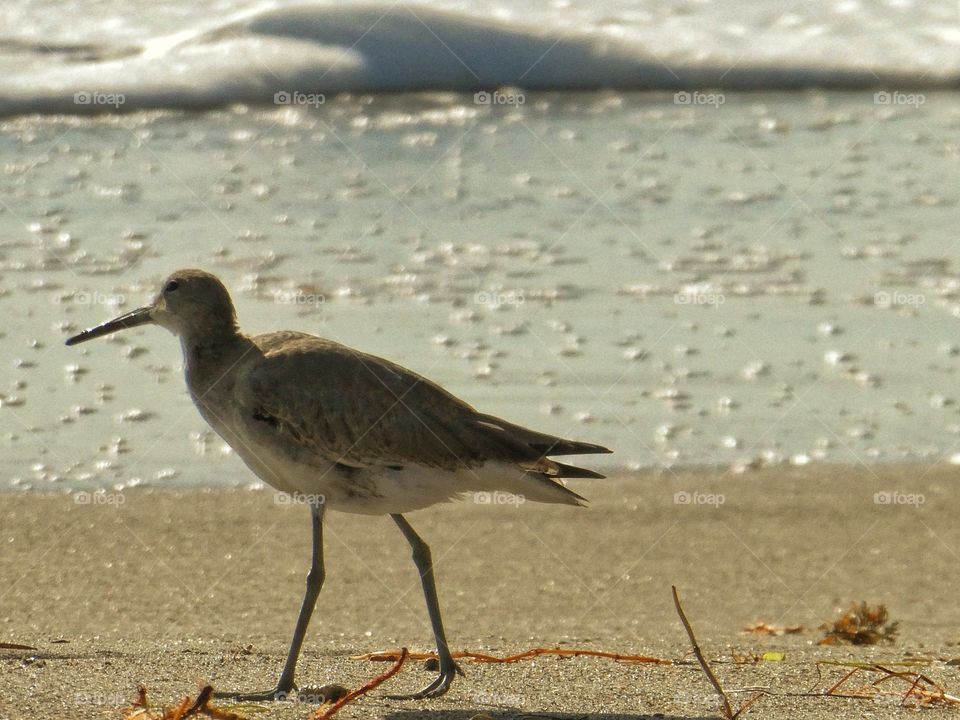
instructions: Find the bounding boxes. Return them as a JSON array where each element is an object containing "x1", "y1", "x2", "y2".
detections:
[{"x1": 65, "y1": 269, "x2": 238, "y2": 346}]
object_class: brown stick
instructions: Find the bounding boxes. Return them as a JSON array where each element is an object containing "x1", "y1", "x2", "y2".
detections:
[
  {"x1": 0, "y1": 642, "x2": 37, "y2": 650},
  {"x1": 181, "y1": 686, "x2": 214, "y2": 718},
  {"x1": 355, "y1": 647, "x2": 672, "y2": 665},
  {"x1": 307, "y1": 647, "x2": 409, "y2": 720},
  {"x1": 672, "y1": 585, "x2": 734, "y2": 720},
  {"x1": 824, "y1": 667, "x2": 861, "y2": 696}
]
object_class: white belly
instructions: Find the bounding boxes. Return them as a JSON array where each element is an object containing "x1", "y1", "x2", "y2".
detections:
[
  {"x1": 232, "y1": 435, "x2": 465, "y2": 514},
  {"x1": 235, "y1": 438, "x2": 579, "y2": 515},
  {"x1": 195, "y1": 392, "x2": 580, "y2": 515}
]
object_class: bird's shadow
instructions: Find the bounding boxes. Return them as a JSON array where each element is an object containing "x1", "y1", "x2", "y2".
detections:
[{"x1": 387, "y1": 711, "x2": 707, "y2": 720}]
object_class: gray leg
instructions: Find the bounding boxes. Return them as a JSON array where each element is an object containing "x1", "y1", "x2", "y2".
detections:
[
  {"x1": 388, "y1": 514, "x2": 462, "y2": 699},
  {"x1": 217, "y1": 499, "x2": 326, "y2": 701}
]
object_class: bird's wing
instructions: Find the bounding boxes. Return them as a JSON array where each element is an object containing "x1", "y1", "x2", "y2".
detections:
[
  {"x1": 242, "y1": 332, "x2": 611, "y2": 476},
  {"x1": 242, "y1": 333, "x2": 491, "y2": 470}
]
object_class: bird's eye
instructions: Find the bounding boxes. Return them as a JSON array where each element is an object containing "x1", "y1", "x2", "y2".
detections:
[{"x1": 164, "y1": 280, "x2": 180, "y2": 293}]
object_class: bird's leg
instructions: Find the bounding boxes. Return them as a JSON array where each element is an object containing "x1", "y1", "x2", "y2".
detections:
[
  {"x1": 216, "y1": 500, "x2": 326, "y2": 701},
  {"x1": 386, "y1": 514, "x2": 463, "y2": 699}
]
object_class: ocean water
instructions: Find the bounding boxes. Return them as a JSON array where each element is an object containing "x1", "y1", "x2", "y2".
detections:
[
  {"x1": 1, "y1": 3, "x2": 959, "y2": 491},
  {"x1": 0, "y1": 0, "x2": 957, "y2": 115}
]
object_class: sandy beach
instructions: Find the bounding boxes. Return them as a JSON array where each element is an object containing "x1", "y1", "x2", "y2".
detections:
[{"x1": 3, "y1": 464, "x2": 960, "y2": 718}]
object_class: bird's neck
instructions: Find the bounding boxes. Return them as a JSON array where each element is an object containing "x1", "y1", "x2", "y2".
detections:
[{"x1": 181, "y1": 327, "x2": 251, "y2": 394}]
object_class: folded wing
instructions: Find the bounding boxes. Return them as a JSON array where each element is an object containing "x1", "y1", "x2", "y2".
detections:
[{"x1": 243, "y1": 332, "x2": 612, "y2": 480}]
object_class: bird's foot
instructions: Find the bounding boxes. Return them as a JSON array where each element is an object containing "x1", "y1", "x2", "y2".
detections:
[
  {"x1": 386, "y1": 659, "x2": 464, "y2": 700},
  {"x1": 213, "y1": 685, "x2": 295, "y2": 702}
]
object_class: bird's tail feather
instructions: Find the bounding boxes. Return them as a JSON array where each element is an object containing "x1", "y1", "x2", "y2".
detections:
[{"x1": 473, "y1": 413, "x2": 612, "y2": 459}]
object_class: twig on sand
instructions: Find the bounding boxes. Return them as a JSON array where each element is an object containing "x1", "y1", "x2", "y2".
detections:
[
  {"x1": 307, "y1": 647, "x2": 409, "y2": 720},
  {"x1": 122, "y1": 685, "x2": 247, "y2": 720},
  {"x1": 181, "y1": 686, "x2": 239, "y2": 719},
  {"x1": 354, "y1": 647, "x2": 672, "y2": 665},
  {"x1": 818, "y1": 662, "x2": 960, "y2": 707},
  {"x1": 0, "y1": 642, "x2": 37, "y2": 650},
  {"x1": 672, "y1": 585, "x2": 764, "y2": 719}
]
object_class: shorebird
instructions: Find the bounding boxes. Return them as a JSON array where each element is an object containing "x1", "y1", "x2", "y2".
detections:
[{"x1": 66, "y1": 269, "x2": 611, "y2": 700}]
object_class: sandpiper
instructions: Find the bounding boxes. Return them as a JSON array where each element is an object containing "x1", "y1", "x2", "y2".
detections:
[{"x1": 66, "y1": 269, "x2": 611, "y2": 700}]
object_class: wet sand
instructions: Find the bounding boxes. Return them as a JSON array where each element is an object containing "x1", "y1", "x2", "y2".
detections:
[{"x1": 3, "y1": 464, "x2": 960, "y2": 718}]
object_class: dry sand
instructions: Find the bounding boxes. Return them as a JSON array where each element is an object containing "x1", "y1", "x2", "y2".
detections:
[{"x1": 3, "y1": 464, "x2": 960, "y2": 719}]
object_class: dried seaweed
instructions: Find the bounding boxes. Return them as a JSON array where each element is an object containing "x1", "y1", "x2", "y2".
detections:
[
  {"x1": 742, "y1": 622, "x2": 804, "y2": 636},
  {"x1": 819, "y1": 663, "x2": 960, "y2": 707},
  {"x1": 121, "y1": 650, "x2": 408, "y2": 720},
  {"x1": 819, "y1": 602, "x2": 898, "y2": 645},
  {"x1": 121, "y1": 685, "x2": 247, "y2": 720}
]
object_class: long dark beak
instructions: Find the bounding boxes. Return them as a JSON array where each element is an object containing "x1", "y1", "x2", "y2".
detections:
[{"x1": 65, "y1": 306, "x2": 154, "y2": 346}]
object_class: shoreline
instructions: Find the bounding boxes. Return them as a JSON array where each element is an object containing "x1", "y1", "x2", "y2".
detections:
[{"x1": 5, "y1": 458, "x2": 956, "y2": 493}]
